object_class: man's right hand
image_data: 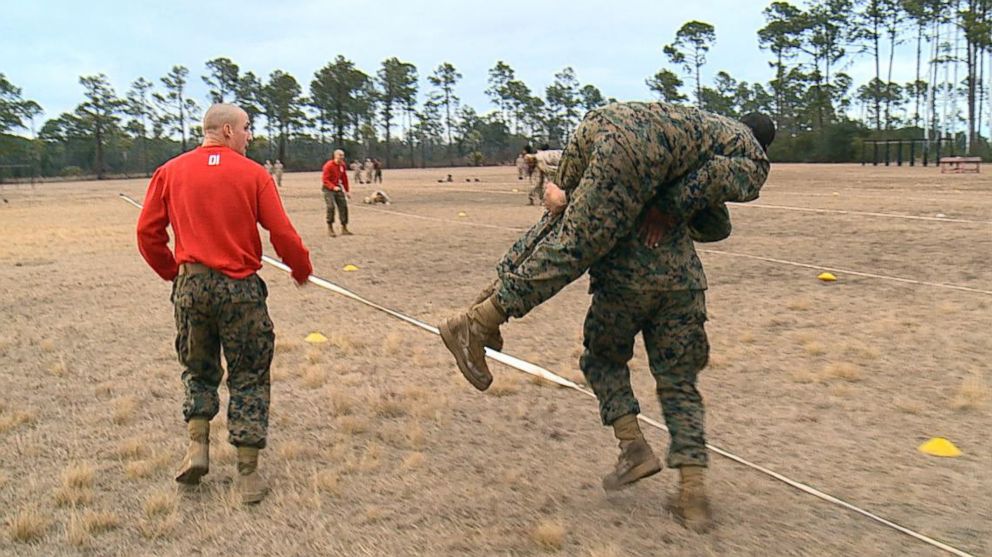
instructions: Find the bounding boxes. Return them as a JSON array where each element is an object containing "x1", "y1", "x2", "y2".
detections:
[
  {"x1": 639, "y1": 206, "x2": 679, "y2": 247},
  {"x1": 543, "y1": 181, "x2": 567, "y2": 215}
]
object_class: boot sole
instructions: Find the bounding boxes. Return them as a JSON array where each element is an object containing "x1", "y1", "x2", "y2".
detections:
[
  {"x1": 175, "y1": 463, "x2": 208, "y2": 485},
  {"x1": 439, "y1": 319, "x2": 493, "y2": 391},
  {"x1": 602, "y1": 460, "x2": 663, "y2": 492}
]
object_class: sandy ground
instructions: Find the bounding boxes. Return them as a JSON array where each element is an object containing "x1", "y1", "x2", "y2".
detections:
[{"x1": 0, "y1": 163, "x2": 989, "y2": 556}]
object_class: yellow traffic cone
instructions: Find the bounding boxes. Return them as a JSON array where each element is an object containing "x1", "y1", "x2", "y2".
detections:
[
  {"x1": 305, "y1": 332, "x2": 328, "y2": 344},
  {"x1": 918, "y1": 437, "x2": 961, "y2": 457}
]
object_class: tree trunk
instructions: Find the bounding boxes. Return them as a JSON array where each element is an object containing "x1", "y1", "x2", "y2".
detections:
[
  {"x1": 874, "y1": 11, "x2": 882, "y2": 130},
  {"x1": 384, "y1": 110, "x2": 392, "y2": 169},
  {"x1": 915, "y1": 21, "x2": 923, "y2": 127}
]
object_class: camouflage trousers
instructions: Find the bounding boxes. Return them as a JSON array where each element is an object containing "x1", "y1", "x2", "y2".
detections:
[
  {"x1": 495, "y1": 113, "x2": 665, "y2": 319},
  {"x1": 172, "y1": 270, "x2": 275, "y2": 448},
  {"x1": 324, "y1": 188, "x2": 349, "y2": 225},
  {"x1": 581, "y1": 288, "x2": 709, "y2": 468},
  {"x1": 527, "y1": 172, "x2": 546, "y2": 205}
]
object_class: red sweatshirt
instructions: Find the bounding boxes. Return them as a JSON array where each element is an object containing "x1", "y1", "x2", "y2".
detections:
[
  {"x1": 321, "y1": 159, "x2": 350, "y2": 193},
  {"x1": 136, "y1": 145, "x2": 313, "y2": 284}
]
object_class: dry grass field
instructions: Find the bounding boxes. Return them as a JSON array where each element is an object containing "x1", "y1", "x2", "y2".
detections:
[{"x1": 0, "y1": 163, "x2": 989, "y2": 556}]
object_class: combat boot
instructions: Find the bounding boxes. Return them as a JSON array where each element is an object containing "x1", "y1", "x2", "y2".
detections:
[
  {"x1": 672, "y1": 466, "x2": 712, "y2": 532},
  {"x1": 175, "y1": 418, "x2": 209, "y2": 484},
  {"x1": 471, "y1": 280, "x2": 504, "y2": 351},
  {"x1": 438, "y1": 295, "x2": 506, "y2": 391},
  {"x1": 327, "y1": 223, "x2": 336, "y2": 237},
  {"x1": 602, "y1": 414, "x2": 662, "y2": 491},
  {"x1": 236, "y1": 446, "x2": 269, "y2": 505},
  {"x1": 341, "y1": 224, "x2": 354, "y2": 236}
]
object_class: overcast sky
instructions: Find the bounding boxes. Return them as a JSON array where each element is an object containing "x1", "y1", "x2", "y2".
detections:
[{"x1": 0, "y1": 0, "x2": 963, "y2": 128}]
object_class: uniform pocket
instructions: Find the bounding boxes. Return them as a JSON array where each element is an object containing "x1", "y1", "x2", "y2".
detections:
[
  {"x1": 172, "y1": 276, "x2": 196, "y2": 308},
  {"x1": 225, "y1": 275, "x2": 266, "y2": 304}
]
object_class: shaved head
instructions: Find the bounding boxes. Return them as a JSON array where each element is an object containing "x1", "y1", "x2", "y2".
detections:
[
  {"x1": 203, "y1": 103, "x2": 247, "y2": 132},
  {"x1": 201, "y1": 103, "x2": 252, "y2": 154}
]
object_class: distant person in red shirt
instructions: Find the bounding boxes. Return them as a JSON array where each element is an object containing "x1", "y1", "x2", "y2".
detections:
[
  {"x1": 136, "y1": 103, "x2": 312, "y2": 505},
  {"x1": 321, "y1": 149, "x2": 352, "y2": 237}
]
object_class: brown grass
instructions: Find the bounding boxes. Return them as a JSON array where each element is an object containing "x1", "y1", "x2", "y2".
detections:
[
  {"x1": 383, "y1": 331, "x2": 405, "y2": 354},
  {"x1": 313, "y1": 470, "x2": 340, "y2": 494},
  {"x1": 585, "y1": 544, "x2": 623, "y2": 557},
  {"x1": 374, "y1": 390, "x2": 409, "y2": 418},
  {"x1": 48, "y1": 353, "x2": 69, "y2": 376},
  {"x1": 138, "y1": 513, "x2": 179, "y2": 540},
  {"x1": 486, "y1": 374, "x2": 520, "y2": 397},
  {"x1": 305, "y1": 348, "x2": 323, "y2": 365},
  {"x1": 405, "y1": 422, "x2": 426, "y2": 449},
  {"x1": 337, "y1": 415, "x2": 369, "y2": 435},
  {"x1": 63, "y1": 463, "x2": 95, "y2": 488},
  {"x1": 65, "y1": 511, "x2": 91, "y2": 547},
  {"x1": 111, "y1": 396, "x2": 139, "y2": 425},
  {"x1": 125, "y1": 454, "x2": 169, "y2": 480},
  {"x1": 81, "y1": 510, "x2": 120, "y2": 534},
  {"x1": 6, "y1": 508, "x2": 50, "y2": 543},
  {"x1": 789, "y1": 370, "x2": 822, "y2": 384},
  {"x1": 117, "y1": 437, "x2": 149, "y2": 460},
  {"x1": 829, "y1": 383, "x2": 855, "y2": 397},
  {"x1": 143, "y1": 489, "x2": 178, "y2": 518},
  {"x1": 327, "y1": 388, "x2": 358, "y2": 416},
  {"x1": 822, "y1": 362, "x2": 862, "y2": 382},
  {"x1": 94, "y1": 382, "x2": 114, "y2": 398},
  {"x1": 275, "y1": 338, "x2": 303, "y2": 353},
  {"x1": 803, "y1": 341, "x2": 826, "y2": 356},
  {"x1": 302, "y1": 366, "x2": 327, "y2": 389},
  {"x1": 531, "y1": 518, "x2": 566, "y2": 551},
  {"x1": 895, "y1": 399, "x2": 925, "y2": 415},
  {"x1": 402, "y1": 452, "x2": 425, "y2": 469},
  {"x1": 951, "y1": 374, "x2": 989, "y2": 411},
  {"x1": 0, "y1": 410, "x2": 36, "y2": 433},
  {"x1": 277, "y1": 440, "x2": 313, "y2": 461},
  {"x1": 54, "y1": 486, "x2": 93, "y2": 507},
  {"x1": 330, "y1": 333, "x2": 364, "y2": 355}
]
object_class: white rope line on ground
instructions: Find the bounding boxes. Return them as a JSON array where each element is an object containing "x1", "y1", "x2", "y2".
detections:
[
  {"x1": 733, "y1": 203, "x2": 991, "y2": 224},
  {"x1": 119, "y1": 193, "x2": 974, "y2": 557},
  {"x1": 381, "y1": 186, "x2": 991, "y2": 222},
  {"x1": 350, "y1": 205, "x2": 992, "y2": 296},
  {"x1": 701, "y1": 249, "x2": 992, "y2": 296}
]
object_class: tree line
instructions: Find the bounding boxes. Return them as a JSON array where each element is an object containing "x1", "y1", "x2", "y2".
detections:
[{"x1": 0, "y1": 0, "x2": 989, "y2": 180}]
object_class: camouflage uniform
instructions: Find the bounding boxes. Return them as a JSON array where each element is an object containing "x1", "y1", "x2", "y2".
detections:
[
  {"x1": 494, "y1": 102, "x2": 769, "y2": 467},
  {"x1": 495, "y1": 102, "x2": 768, "y2": 318},
  {"x1": 527, "y1": 149, "x2": 562, "y2": 205},
  {"x1": 173, "y1": 268, "x2": 274, "y2": 448}
]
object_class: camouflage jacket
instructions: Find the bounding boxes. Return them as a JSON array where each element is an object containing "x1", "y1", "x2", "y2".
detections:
[{"x1": 580, "y1": 102, "x2": 769, "y2": 293}]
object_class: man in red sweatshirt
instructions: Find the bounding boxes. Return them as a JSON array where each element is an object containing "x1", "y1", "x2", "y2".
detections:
[
  {"x1": 136, "y1": 103, "x2": 313, "y2": 505},
  {"x1": 321, "y1": 149, "x2": 352, "y2": 237}
]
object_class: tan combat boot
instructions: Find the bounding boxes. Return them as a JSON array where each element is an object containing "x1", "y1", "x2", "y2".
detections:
[
  {"x1": 673, "y1": 466, "x2": 712, "y2": 532},
  {"x1": 236, "y1": 446, "x2": 269, "y2": 505},
  {"x1": 340, "y1": 224, "x2": 354, "y2": 236},
  {"x1": 438, "y1": 295, "x2": 506, "y2": 391},
  {"x1": 471, "y1": 280, "x2": 504, "y2": 351},
  {"x1": 175, "y1": 418, "x2": 209, "y2": 484},
  {"x1": 327, "y1": 223, "x2": 336, "y2": 237},
  {"x1": 602, "y1": 414, "x2": 662, "y2": 491}
]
